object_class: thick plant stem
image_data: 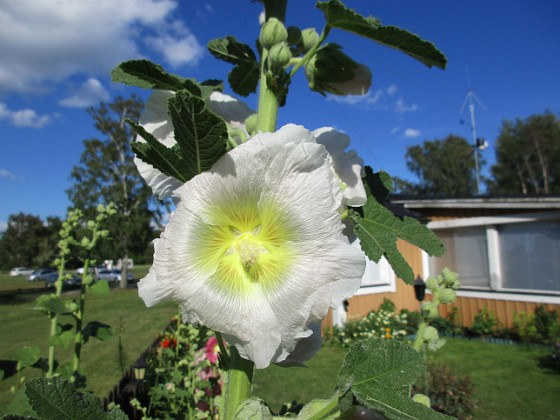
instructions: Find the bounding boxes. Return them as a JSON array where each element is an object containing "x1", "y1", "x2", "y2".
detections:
[
  {"x1": 256, "y1": 50, "x2": 279, "y2": 133},
  {"x1": 221, "y1": 346, "x2": 254, "y2": 419}
]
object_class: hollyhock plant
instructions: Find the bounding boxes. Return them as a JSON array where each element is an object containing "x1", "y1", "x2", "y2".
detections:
[{"x1": 138, "y1": 125, "x2": 366, "y2": 368}]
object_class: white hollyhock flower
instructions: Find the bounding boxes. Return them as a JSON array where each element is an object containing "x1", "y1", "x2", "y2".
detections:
[
  {"x1": 139, "y1": 125, "x2": 365, "y2": 368},
  {"x1": 313, "y1": 127, "x2": 367, "y2": 207},
  {"x1": 134, "y1": 90, "x2": 254, "y2": 200}
]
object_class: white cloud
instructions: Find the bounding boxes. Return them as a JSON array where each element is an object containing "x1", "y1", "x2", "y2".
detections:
[
  {"x1": 404, "y1": 128, "x2": 421, "y2": 138},
  {"x1": 59, "y1": 78, "x2": 110, "y2": 108},
  {"x1": 0, "y1": 0, "x2": 202, "y2": 94},
  {"x1": 0, "y1": 102, "x2": 51, "y2": 128},
  {"x1": 144, "y1": 21, "x2": 203, "y2": 68},
  {"x1": 395, "y1": 99, "x2": 419, "y2": 114},
  {"x1": 0, "y1": 220, "x2": 7, "y2": 233},
  {"x1": 386, "y1": 84, "x2": 399, "y2": 96},
  {"x1": 390, "y1": 126, "x2": 400, "y2": 135},
  {"x1": 0, "y1": 169, "x2": 16, "y2": 180}
]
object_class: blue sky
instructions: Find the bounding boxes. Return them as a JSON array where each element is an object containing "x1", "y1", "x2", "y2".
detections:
[{"x1": 1, "y1": 0, "x2": 559, "y2": 231}]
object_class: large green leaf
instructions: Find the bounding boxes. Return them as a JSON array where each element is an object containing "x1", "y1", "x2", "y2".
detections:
[
  {"x1": 24, "y1": 377, "x2": 127, "y2": 420},
  {"x1": 350, "y1": 167, "x2": 444, "y2": 284},
  {"x1": 111, "y1": 60, "x2": 187, "y2": 91},
  {"x1": 317, "y1": 0, "x2": 447, "y2": 69},
  {"x1": 88, "y1": 279, "x2": 110, "y2": 296},
  {"x1": 208, "y1": 36, "x2": 260, "y2": 96},
  {"x1": 128, "y1": 120, "x2": 190, "y2": 182},
  {"x1": 82, "y1": 322, "x2": 112, "y2": 344},
  {"x1": 167, "y1": 90, "x2": 229, "y2": 180},
  {"x1": 339, "y1": 339, "x2": 450, "y2": 419},
  {"x1": 9, "y1": 347, "x2": 41, "y2": 370}
]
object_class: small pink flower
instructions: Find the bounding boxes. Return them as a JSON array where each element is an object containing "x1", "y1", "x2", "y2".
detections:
[{"x1": 205, "y1": 336, "x2": 221, "y2": 364}]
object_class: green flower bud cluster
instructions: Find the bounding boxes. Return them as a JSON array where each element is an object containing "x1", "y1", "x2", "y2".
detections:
[
  {"x1": 424, "y1": 267, "x2": 461, "y2": 312},
  {"x1": 304, "y1": 43, "x2": 372, "y2": 96},
  {"x1": 423, "y1": 326, "x2": 445, "y2": 351},
  {"x1": 259, "y1": 18, "x2": 288, "y2": 50}
]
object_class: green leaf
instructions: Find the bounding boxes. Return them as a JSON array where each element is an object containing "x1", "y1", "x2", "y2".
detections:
[
  {"x1": 208, "y1": 36, "x2": 260, "y2": 96},
  {"x1": 128, "y1": 119, "x2": 190, "y2": 182},
  {"x1": 111, "y1": 60, "x2": 186, "y2": 91},
  {"x1": 33, "y1": 295, "x2": 73, "y2": 315},
  {"x1": 167, "y1": 90, "x2": 229, "y2": 181},
  {"x1": 350, "y1": 167, "x2": 444, "y2": 284},
  {"x1": 88, "y1": 280, "x2": 110, "y2": 296},
  {"x1": 82, "y1": 322, "x2": 112, "y2": 344},
  {"x1": 48, "y1": 330, "x2": 74, "y2": 350},
  {"x1": 317, "y1": 0, "x2": 447, "y2": 69},
  {"x1": 4, "y1": 385, "x2": 37, "y2": 418},
  {"x1": 339, "y1": 339, "x2": 450, "y2": 419},
  {"x1": 24, "y1": 377, "x2": 127, "y2": 420},
  {"x1": 9, "y1": 347, "x2": 41, "y2": 370},
  {"x1": 297, "y1": 393, "x2": 340, "y2": 419},
  {"x1": 234, "y1": 398, "x2": 273, "y2": 419}
]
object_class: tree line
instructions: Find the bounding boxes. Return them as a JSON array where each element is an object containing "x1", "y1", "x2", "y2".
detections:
[
  {"x1": 393, "y1": 110, "x2": 560, "y2": 197},
  {"x1": 1, "y1": 98, "x2": 557, "y2": 273}
]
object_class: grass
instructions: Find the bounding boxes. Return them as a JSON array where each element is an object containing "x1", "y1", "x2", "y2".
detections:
[
  {"x1": 251, "y1": 338, "x2": 560, "y2": 419},
  {"x1": 0, "y1": 265, "x2": 178, "y2": 412}
]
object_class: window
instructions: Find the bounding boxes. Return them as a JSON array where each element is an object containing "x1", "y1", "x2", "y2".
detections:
[
  {"x1": 429, "y1": 226, "x2": 490, "y2": 288},
  {"x1": 352, "y1": 239, "x2": 395, "y2": 295},
  {"x1": 426, "y1": 213, "x2": 560, "y2": 295}
]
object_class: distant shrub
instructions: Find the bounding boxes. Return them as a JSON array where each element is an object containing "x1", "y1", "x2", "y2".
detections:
[
  {"x1": 413, "y1": 361, "x2": 477, "y2": 419},
  {"x1": 470, "y1": 307, "x2": 498, "y2": 337},
  {"x1": 514, "y1": 304, "x2": 560, "y2": 345}
]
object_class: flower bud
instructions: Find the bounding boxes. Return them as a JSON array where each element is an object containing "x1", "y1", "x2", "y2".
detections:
[
  {"x1": 305, "y1": 44, "x2": 371, "y2": 96},
  {"x1": 259, "y1": 17, "x2": 288, "y2": 49},
  {"x1": 421, "y1": 301, "x2": 439, "y2": 319},
  {"x1": 268, "y1": 42, "x2": 292, "y2": 69},
  {"x1": 439, "y1": 288, "x2": 456, "y2": 304},
  {"x1": 300, "y1": 28, "x2": 320, "y2": 52},
  {"x1": 423, "y1": 325, "x2": 439, "y2": 342},
  {"x1": 413, "y1": 394, "x2": 431, "y2": 407},
  {"x1": 425, "y1": 276, "x2": 439, "y2": 292},
  {"x1": 442, "y1": 268, "x2": 461, "y2": 289},
  {"x1": 244, "y1": 114, "x2": 258, "y2": 135}
]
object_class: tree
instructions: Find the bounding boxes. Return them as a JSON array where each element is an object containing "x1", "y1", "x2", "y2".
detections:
[
  {"x1": 488, "y1": 112, "x2": 560, "y2": 195},
  {"x1": 67, "y1": 96, "x2": 158, "y2": 288},
  {"x1": 0, "y1": 213, "x2": 61, "y2": 269},
  {"x1": 400, "y1": 135, "x2": 480, "y2": 197}
]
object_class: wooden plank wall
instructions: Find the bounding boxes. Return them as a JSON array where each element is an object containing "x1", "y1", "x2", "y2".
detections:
[{"x1": 323, "y1": 238, "x2": 560, "y2": 329}]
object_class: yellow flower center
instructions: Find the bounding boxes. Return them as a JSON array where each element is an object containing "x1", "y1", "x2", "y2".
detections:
[
  {"x1": 189, "y1": 195, "x2": 298, "y2": 295},
  {"x1": 229, "y1": 232, "x2": 269, "y2": 268}
]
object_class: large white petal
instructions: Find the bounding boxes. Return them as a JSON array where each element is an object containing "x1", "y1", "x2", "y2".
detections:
[{"x1": 313, "y1": 127, "x2": 367, "y2": 207}]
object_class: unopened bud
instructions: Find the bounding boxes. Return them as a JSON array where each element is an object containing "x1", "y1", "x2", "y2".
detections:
[
  {"x1": 425, "y1": 276, "x2": 439, "y2": 292},
  {"x1": 439, "y1": 288, "x2": 456, "y2": 304},
  {"x1": 413, "y1": 394, "x2": 431, "y2": 408},
  {"x1": 300, "y1": 28, "x2": 320, "y2": 52},
  {"x1": 421, "y1": 301, "x2": 439, "y2": 319},
  {"x1": 259, "y1": 17, "x2": 288, "y2": 49},
  {"x1": 268, "y1": 42, "x2": 292, "y2": 68}
]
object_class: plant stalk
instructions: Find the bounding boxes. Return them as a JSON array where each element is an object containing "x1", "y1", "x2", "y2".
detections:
[
  {"x1": 47, "y1": 254, "x2": 66, "y2": 378},
  {"x1": 221, "y1": 346, "x2": 254, "y2": 419}
]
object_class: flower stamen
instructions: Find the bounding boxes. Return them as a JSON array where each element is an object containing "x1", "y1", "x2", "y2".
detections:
[{"x1": 229, "y1": 232, "x2": 269, "y2": 268}]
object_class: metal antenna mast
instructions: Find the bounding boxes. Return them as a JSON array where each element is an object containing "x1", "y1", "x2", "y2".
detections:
[{"x1": 461, "y1": 89, "x2": 487, "y2": 194}]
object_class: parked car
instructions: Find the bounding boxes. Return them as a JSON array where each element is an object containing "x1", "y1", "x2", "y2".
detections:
[
  {"x1": 28, "y1": 268, "x2": 57, "y2": 282},
  {"x1": 45, "y1": 273, "x2": 82, "y2": 289},
  {"x1": 96, "y1": 269, "x2": 134, "y2": 283},
  {"x1": 9, "y1": 267, "x2": 33, "y2": 277}
]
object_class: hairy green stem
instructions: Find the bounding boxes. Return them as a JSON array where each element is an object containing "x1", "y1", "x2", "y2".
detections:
[
  {"x1": 70, "y1": 257, "x2": 90, "y2": 383},
  {"x1": 413, "y1": 320, "x2": 428, "y2": 352},
  {"x1": 256, "y1": 49, "x2": 279, "y2": 133},
  {"x1": 221, "y1": 347, "x2": 254, "y2": 419},
  {"x1": 47, "y1": 254, "x2": 66, "y2": 378}
]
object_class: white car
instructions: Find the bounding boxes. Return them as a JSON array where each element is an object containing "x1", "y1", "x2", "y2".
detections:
[{"x1": 9, "y1": 267, "x2": 34, "y2": 277}]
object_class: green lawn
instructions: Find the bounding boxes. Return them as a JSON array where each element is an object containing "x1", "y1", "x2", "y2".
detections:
[
  {"x1": 0, "y1": 265, "x2": 178, "y2": 412},
  {"x1": 252, "y1": 339, "x2": 560, "y2": 419}
]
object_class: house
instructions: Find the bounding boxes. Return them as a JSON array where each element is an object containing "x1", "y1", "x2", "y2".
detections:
[{"x1": 328, "y1": 196, "x2": 560, "y2": 329}]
